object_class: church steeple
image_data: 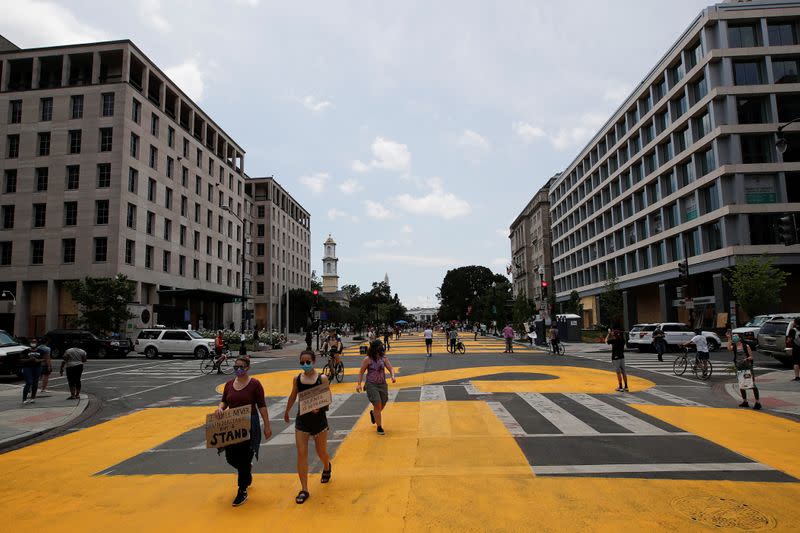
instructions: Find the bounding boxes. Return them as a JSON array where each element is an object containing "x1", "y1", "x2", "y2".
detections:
[
  {"x1": 384, "y1": 272, "x2": 389, "y2": 285},
  {"x1": 322, "y1": 234, "x2": 339, "y2": 294}
]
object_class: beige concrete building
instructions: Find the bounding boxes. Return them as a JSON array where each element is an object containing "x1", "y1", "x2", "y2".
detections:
[
  {"x1": 0, "y1": 38, "x2": 310, "y2": 336},
  {"x1": 509, "y1": 177, "x2": 556, "y2": 314}
]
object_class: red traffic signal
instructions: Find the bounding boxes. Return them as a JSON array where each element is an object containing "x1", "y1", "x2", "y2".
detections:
[
  {"x1": 540, "y1": 281, "x2": 548, "y2": 288},
  {"x1": 312, "y1": 290, "x2": 319, "y2": 296}
]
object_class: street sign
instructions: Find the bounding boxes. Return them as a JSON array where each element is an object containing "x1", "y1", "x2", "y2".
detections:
[
  {"x1": 313, "y1": 310, "x2": 321, "y2": 320},
  {"x1": 685, "y1": 299, "x2": 695, "y2": 310}
]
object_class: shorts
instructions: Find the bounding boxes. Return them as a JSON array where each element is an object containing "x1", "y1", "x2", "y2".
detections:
[
  {"x1": 425, "y1": 339, "x2": 433, "y2": 346},
  {"x1": 612, "y1": 358, "x2": 625, "y2": 371},
  {"x1": 295, "y1": 411, "x2": 328, "y2": 436},
  {"x1": 365, "y1": 381, "x2": 389, "y2": 405},
  {"x1": 792, "y1": 347, "x2": 800, "y2": 365},
  {"x1": 697, "y1": 351, "x2": 709, "y2": 360}
]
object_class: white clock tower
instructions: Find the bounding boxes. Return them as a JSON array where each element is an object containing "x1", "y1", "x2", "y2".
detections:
[{"x1": 322, "y1": 234, "x2": 339, "y2": 294}]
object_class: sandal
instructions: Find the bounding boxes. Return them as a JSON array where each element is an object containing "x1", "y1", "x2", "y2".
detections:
[
  {"x1": 321, "y1": 463, "x2": 332, "y2": 483},
  {"x1": 295, "y1": 490, "x2": 309, "y2": 504}
]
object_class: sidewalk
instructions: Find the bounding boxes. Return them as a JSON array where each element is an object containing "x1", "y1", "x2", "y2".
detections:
[
  {"x1": 0, "y1": 383, "x2": 90, "y2": 449},
  {"x1": 724, "y1": 369, "x2": 800, "y2": 416}
]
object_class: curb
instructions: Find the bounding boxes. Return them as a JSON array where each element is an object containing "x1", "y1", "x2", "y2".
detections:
[{"x1": 0, "y1": 393, "x2": 97, "y2": 453}]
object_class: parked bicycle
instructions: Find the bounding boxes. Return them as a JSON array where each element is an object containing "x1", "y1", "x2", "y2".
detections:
[
  {"x1": 200, "y1": 346, "x2": 234, "y2": 375},
  {"x1": 321, "y1": 348, "x2": 344, "y2": 383},
  {"x1": 673, "y1": 346, "x2": 712, "y2": 380},
  {"x1": 546, "y1": 341, "x2": 565, "y2": 356},
  {"x1": 451, "y1": 340, "x2": 466, "y2": 354}
]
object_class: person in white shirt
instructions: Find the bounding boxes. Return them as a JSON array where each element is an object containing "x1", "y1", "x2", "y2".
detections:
[
  {"x1": 423, "y1": 326, "x2": 433, "y2": 357},
  {"x1": 684, "y1": 329, "x2": 709, "y2": 374}
]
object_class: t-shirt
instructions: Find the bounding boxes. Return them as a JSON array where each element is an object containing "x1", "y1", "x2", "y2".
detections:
[
  {"x1": 607, "y1": 336, "x2": 625, "y2": 360},
  {"x1": 424, "y1": 329, "x2": 433, "y2": 339},
  {"x1": 449, "y1": 330, "x2": 458, "y2": 340},
  {"x1": 502, "y1": 326, "x2": 514, "y2": 339},
  {"x1": 63, "y1": 347, "x2": 86, "y2": 367},
  {"x1": 221, "y1": 378, "x2": 267, "y2": 411},
  {"x1": 691, "y1": 335, "x2": 708, "y2": 353},
  {"x1": 550, "y1": 327, "x2": 559, "y2": 340}
]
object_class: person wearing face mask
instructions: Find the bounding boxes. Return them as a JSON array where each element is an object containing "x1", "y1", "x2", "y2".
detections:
[
  {"x1": 215, "y1": 356, "x2": 272, "y2": 507},
  {"x1": 357, "y1": 340, "x2": 396, "y2": 436},
  {"x1": 728, "y1": 331, "x2": 761, "y2": 410},
  {"x1": 283, "y1": 350, "x2": 331, "y2": 505}
]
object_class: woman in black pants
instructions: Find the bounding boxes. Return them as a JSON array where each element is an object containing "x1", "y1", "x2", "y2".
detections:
[
  {"x1": 728, "y1": 332, "x2": 761, "y2": 410},
  {"x1": 215, "y1": 356, "x2": 272, "y2": 507}
]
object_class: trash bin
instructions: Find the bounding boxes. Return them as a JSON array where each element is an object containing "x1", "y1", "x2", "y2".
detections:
[
  {"x1": 534, "y1": 319, "x2": 547, "y2": 346},
  {"x1": 556, "y1": 314, "x2": 583, "y2": 342}
]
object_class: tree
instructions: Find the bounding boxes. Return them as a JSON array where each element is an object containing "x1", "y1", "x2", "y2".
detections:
[
  {"x1": 310, "y1": 270, "x2": 322, "y2": 292},
  {"x1": 725, "y1": 255, "x2": 790, "y2": 317},
  {"x1": 341, "y1": 284, "x2": 361, "y2": 300},
  {"x1": 598, "y1": 275, "x2": 623, "y2": 328},
  {"x1": 564, "y1": 290, "x2": 584, "y2": 316},
  {"x1": 65, "y1": 275, "x2": 136, "y2": 333},
  {"x1": 512, "y1": 294, "x2": 536, "y2": 336},
  {"x1": 437, "y1": 266, "x2": 507, "y2": 322}
]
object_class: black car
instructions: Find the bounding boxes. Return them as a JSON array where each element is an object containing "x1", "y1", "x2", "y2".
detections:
[
  {"x1": 45, "y1": 329, "x2": 133, "y2": 359},
  {"x1": 0, "y1": 329, "x2": 28, "y2": 376}
]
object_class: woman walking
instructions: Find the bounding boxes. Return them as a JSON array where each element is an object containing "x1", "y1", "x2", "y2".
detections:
[
  {"x1": 728, "y1": 332, "x2": 762, "y2": 410},
  {"x1": 357, "y1": 340, "x2": 396, "y2": 436},
  {"x1": 34, "y1": 338, "x2": 53, "y2": 395},
  {"x1": 59, "y1": 346, "x2": 87, "y2": 400},
  {"x1": 20, "y1": 344, "x2": 42, "y2": 404},
  {"x1": 283, "y1": 350, "x2": 332, "y2": 505},
  {"x1": 215, "y1": 356, "x2": 272, "y2": 506}
]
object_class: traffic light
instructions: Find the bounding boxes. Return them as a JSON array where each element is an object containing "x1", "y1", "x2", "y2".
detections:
[
  {"x1": 678, "y1": 260, "x2": 689, "y2": 279},
  {"x1": 778, "y1": 214, "x2": 798, "y2": 246},
  {"x1": 541, "y1": 280, "x2": 548, "y2": 297},
  {"x1": 312, "y1": 289, "x2": 319, "y2": 296}
]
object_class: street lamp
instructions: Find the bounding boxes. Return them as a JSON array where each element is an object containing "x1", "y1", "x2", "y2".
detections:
[
  {"x1": 0, "y1": 290, "x2": 16, "y2": 306},
  {"x1": 221, "y1": 204, "x2": 248, "y2": 355},
  {"x1": 491, "y1": 282, "x2": 497, "y2": 336},
  {"x1": 776, "y1": 116, "x2": 800, "y2": 154}
]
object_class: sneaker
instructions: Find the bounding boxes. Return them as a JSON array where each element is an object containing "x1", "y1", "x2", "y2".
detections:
[
  {"x1": 232, "y1": 489, "x2": 248, "y2": 507},
  {"x1": 753, "y1": 402, "x2": 762, "y2": 411},
  {"x1": 22, "y1": 399, "x2": 31, "y2": 404},
  {"x1": 793, "y1": 377, "x2": 800, "y2": 382},
  {"x1": 615, "y1": 387, "x2": 624, "y2": 392},
  {"x1": 739, "y1": 401, "x2": 749, "y2": 408},
  {"x1": 622, "y1": 387, "x2": 629, "y2": 392},
  {"x1": 377, "y1": 426, "x2": 385, "y2": 435},
  {"x1": 29, "y1": 399, "x2": 35, "y2": 404},
  {"x1": 369, "y1": 410, "x2": 375, "y2": 424}
]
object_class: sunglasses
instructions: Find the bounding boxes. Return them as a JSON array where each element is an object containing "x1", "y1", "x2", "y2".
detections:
[
  {"x1": 299, "y1": 361, "x2": 313, "y2": 366},
  {"x1": 233, "y1": 365, "x2": 246, "y2": 370}
]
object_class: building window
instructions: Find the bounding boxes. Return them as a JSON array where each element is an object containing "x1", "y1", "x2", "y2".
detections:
[
  {"x1": 132, "y1": 98, "x2": 142, "y2": 123},
  {"x1": 148, "y1": 178, "x2": 156, "y2": 202},
  {"x1": 195, "y1": 176, "x2": 201, "y2": 195},
  {"x1": 162, "y1": 250, "x2": 170, "y2": 272},
  {"x1": 692, "y1": 77, "x2": 707, "y2": 102},
  {"x1": 257, "y1": 243, "x2": 265, "y2": 256},
  {"x1": 167, "y1": 126, "x2": 175, "y2": 148},
  {"x1": 206, "y1": 263, "x2": 211, "y2": 282},
  {"x1": 30, "y1": 240, "x2": 44, "y2": 264},
  {"x1": 9, "y1": 100, "x2": 22, "y2": 123},
  {"x1": 180, "y1": 195, "x2": 187, "y2": 216},
  {"x1": 257, "y1": 262, "x2": 264, "y2": 275},
  {"x1": 35, "y1": 167, "x2": 48, "y2": 191},
  {"x1": 773, "y1": 59, "x2": 799, "y2": 84},
  {"x1": 193, "y1": 230, "x2": 200, "y2": 250},
  {"x1": 183, "y1": 138, "x2": 189, "y2": 158},
  {"x1": 699, "y1": 149, "x2": 716, "y2": 176},
  {"x1": 126, "y1": 203, "x2": 137, "y2": 229},
  {"x1": 702, "y1": 181, "x2": 720, "y2": 212},
  {"x1": 95, "y1": 199, "x2": 109, "y2": 225},
  {"x1": 3, "y1": 169, "x2": 17, "y2": 193},
  {"x1": 68, "y1": 130, "x2": 82, "y2": 154},
  {"x1": 97, "y1": 163, "x2": 111, "y2": 188},
  {"x1": 62, "y1": 238, "x2": 76, "y2": 264},
  {"x1": 66, "y1": 165, "x2": 80, "y2": 190},
  {"x1": 165, "y1": 187, "x2": 173, "y2": 209},
  {"x1": 1, "y1": 205, "x2": 14, "y2": 229},
  {"x1": 99, "y1": 127, "x2": 113, "y2": 152},
  {"x1": 150, "y1": 113, "x2": 159, "y2": 137},
  {"x1": 674, "y1": 94, "x2": 687, "y2": 118},
  {"x1": 125, "y1": 239, "x2": 135, "y2": 265},
  {"x1": 728, "y1": 23, "x2": 759, "y2": 47},
  {"x1": 749, "y1": 214, "x2": 782, "y2": 245},
  {"x1": 194, "y1": 203, "x2": 200, "y2": 223},
  {"x1": 7, "y1": 134, "x2": 20, "y2": 158},
  {"x1": 33, "y1": 203, "x2": 46, "y2": 228},
  {"x1": 38, "y1": 132, "x2": 50, "y2": 156},
  {"x1": 40, "y1": 97, "x2": 53, "y2": 121},
  {"x1": 179, "y1": 225, "x2": 186, "y2": 246},
  {"x1": 71, "y1": 95, "x2": 84, "y2": 119},
  {"x1": 733, "y1": 60, "x2": 764, "y2": 85},
  {"x1": 196, "y1": 148, "x2": 202, "y2": 167},
  {"x1": 193, "y1": 259, "x2": 200, "y2": 279},
  {"x1": 64, "y1": 201, "x2": 77, "y2": 226},
  {"x1": 257, "y1": 205, "x2": 265, "y2": 218},
  {"x1": 146, "y1": 211, "x2": 155, "y2": 235},
  {"x1": 737, "y1": 95, "x2": 770, "y2": 124},
  {"x1": 166, "y1": 157, "x2": 174, "y2": 178},
  {"x1": 164, "y1": 218, "x2": 172, "y2": 240},
  {"x1": 101, "y1": 93, "x2": 114, "y2": 117},
  {"x1": 149, "y1": 145, "x2": 157, "y2": 169},
  {"x1": 0, "y1": 241, "x2": 11, "y2": 265},
  {"x1": 179, "y1": 255, "x2": 186, "y2": 276},
  {"x1": 769, "y1": 22, "x2": 798, "y2": 46},
  {"x1": 181, "y1": 166, "x2": 188, "y2": 187},
  {"x1": 256, "y1": 282, "x2": 264, "y2": 295},
  {"x1": 128, "y1": 167, "x2": 138, "y2": 193},
  {"x1": 145, "y1": 245, "x2": 153, "y2": 269},
  {"x1": 694, "y1": 112, "x2": 711, "y2": 138},
  {"x1": 741, "y1": 134, "x2": 773, "y2": 164},
  {"x1": 130, "y1": 133, "x2": 139, "y2": 158}
]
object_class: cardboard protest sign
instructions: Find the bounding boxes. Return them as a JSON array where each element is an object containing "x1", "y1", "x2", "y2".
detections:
[
  {"x1": 298, "y1": 382, "x2": 332, "y2": 415},
  {"x1": 205, "y1": 405, "x2": 252, "y2": 448}
]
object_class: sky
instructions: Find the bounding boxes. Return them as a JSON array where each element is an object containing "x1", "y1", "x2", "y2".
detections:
[{"x1": 0, "y1": 0, "x2": 714, "y2": 309}]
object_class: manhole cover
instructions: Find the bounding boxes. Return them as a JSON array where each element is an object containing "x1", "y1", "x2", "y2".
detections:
[{"x1": 671, "y1": 496, "x2": 776, "y2": 530}]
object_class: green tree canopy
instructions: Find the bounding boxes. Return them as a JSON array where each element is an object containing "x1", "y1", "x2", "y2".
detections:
[
  {"x1": 437, "y1": 265, "x2": 511, "y2": 323},
  {"x1": 65, "y1": 275, "x2": 136, "y2": 333},
  {"x1": 563, "y1": 290, "x2": 584, "y2": 316},
  {"x1": 598, "y1": 275, "x2": 623, "y2": 329},
  {"x1": 725, "y1": 255, "x2": 790, "y2": 317}
]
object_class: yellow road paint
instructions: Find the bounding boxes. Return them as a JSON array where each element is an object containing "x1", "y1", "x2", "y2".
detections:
[
  {"x1": 223, "y1": 365, "x2": 656, "y2": 397},
  {"x1": 633, "y1": 405, "x2": 800, "y2": 479}
]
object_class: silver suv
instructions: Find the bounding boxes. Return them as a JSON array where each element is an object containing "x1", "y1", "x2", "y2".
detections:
[
  {"x1": 134, "y1": 329, "x2": 215, "y2": 359},
  {"x1": 756, "y1": 319, "x2": 799, "y2": 365}
]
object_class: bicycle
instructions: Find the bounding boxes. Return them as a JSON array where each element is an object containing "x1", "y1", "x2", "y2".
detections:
[
  {"x1": 200, "y1": 348, "x2": 234, "y2": 375},
  {"x1": 547, "y1": 340, "x2": 565, "y2": 356},
  {"x1": 321, "y1": 349, "x2": 344, "y2": 383},
  {"x1": 452, "y1": 340, "x2": 466, "y2": 354},
  {"x1": 672, "y1": 347, "x2": 713, "y2": 380}
]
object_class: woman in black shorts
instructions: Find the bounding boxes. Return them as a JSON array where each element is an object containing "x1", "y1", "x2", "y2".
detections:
[{"x1": 283, "y1": 350, "x2": 332, "y2": 504}]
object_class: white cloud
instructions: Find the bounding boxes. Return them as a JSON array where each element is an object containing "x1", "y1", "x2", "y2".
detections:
[
  {"x1": 233, "y1": 0, "x2": 260, "y2": 6},
  {"x1": 139, "y1": 0, "x2": 170, "y2": 32},
  {"x1": 395, "y1": 178, "x2": 471, "y2": 219},
  {"x1": 512, "y1": 121, "x2": 546, "y2": 143},
  {"x1": 512, "y1": 114, "x2": 607, "y2": 150},
  {"x1": 327, "y1": 208, "x2": 359, "y2": 223},
  {"x1": 401, "y1": 224, "x2": 413, "y2": 234},
  {"x1": 338, "y1": 179, "x2": 362, "y2": 195},
  {"x1": 364, "y1": 200, "x2": 393, "y2": 220},
  {"x1": 164, "y1": 59, "x2": 206, "y2": 102},
  {"x1": 0, "y1": 0, "x2": 108, "y2": 47},
  {"x1": 458, "y1": 129, "x2": 490, "y2": 155},
  {"x1": 354, "y1": 137, "x2": 411, "y2": 172},
  {"x1": 299, "y1": 172, "x2": 330, "y2": 195},
  {"x1": 302, "y1": 95, "x2": 332, "y2": 113},
  {"x1": 363, "y1": 239, "x2": 401, "y2": 248}
]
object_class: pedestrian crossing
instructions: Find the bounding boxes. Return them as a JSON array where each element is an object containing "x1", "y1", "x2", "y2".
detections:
[{"x1": 341, "y1": 333, "x2": 529, "y2": 356}]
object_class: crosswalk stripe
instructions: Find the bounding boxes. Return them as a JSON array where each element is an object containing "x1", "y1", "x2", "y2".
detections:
[
  {"x1": 643, "y1": 388, "x2": 705, "y2": 407},
  {"x1": 267, "y1": 398, "x2": 288, "y2": 420},
  {"x1": 518, "y1": 392, "x2": 598, "y2": 435},
  {"x1": 533, "y1": 463, "x2": 773, "y2": 475},
  {"x1": 487, "y1": 402, "x2": 526, "y2": 436},
  {"x1": 327, "y1": 393, "x2": 352, "y2": 415},
  {"x1": 564, "y1": 393, "x2": 667, "y2": 434},
  {"x1": 420, "y1": 385, "x2": 446, "y2": 401}
]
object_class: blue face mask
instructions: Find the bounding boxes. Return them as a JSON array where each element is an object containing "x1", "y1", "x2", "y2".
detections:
[
  {"x1": 234, "y1": 367, "x2": 247, "y2": 377},
  {"x1": 732, "y1": 335, "x2": 740, "y2": 344},
  {"x1": 300, "y1": 361, "x2": 313, "y2": 371}
]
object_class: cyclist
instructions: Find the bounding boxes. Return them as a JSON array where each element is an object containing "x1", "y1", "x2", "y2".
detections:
[
  {"x1": 213, "y1": 330, "x2": 227, "y2": 375},
  {"x1": 448, "y1": 328, "x2": 458, "y2": 353},
  {"x1": 683, "y1": 329, "x2": 709, "y2": 376},
  {"x1": 321, "y1": 329, "x2": 343, "y2": 369},
  {"x1": 549, "y1": 325, "x2": 560, "y2": 354}
]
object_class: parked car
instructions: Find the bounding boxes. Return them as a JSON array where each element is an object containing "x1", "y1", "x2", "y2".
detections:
[
  {"x1": 733, "y1": 313, "x2": 800, "y2": 347},
  {"x1": 134, "y1": 329, "x2": 215, "y2": 359},
  {"x1": 45, "y1": 329, "x2": 133, "y2": 359},
  {"x1": 756, "y1": 319, "x2": 798, "y2": 365},
  {"x1": 629, "y1": 322, "x2": 722, "y2": 352},
  {"x1": 0, "y1": 329, "x2": 28, "y2": 376}
]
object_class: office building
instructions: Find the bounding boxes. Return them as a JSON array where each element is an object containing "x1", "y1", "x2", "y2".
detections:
[{"x1": 549, "y1": 0, "x2": 800, "y2": 329}]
